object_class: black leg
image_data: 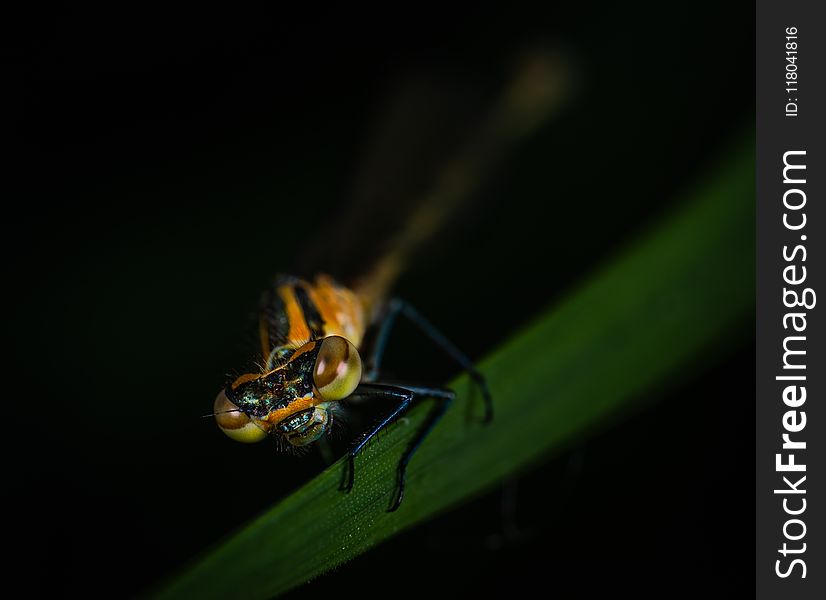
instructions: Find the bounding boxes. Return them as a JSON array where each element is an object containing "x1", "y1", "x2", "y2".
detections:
[
  {"x1": 389, "y1": 385, "x2": 454, "y2": 512},
  {"x1": 344, "y1": 383, "x2": 454, "y2": 511},
  {"x1": 365, "y1": 298, "x2": 492, "y2": 423},
  {"x1": 344, "y1": 383, "x2": 413, "y2": 494},
  {"x1": 362, "y1": 301, "x2": 402, "y2": 381}
]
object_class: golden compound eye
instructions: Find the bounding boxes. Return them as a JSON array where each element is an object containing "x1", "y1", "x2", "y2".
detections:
[
  {"x1": 213, "y1": 388, "x2": 269, "y2": 443},
  {"x1": 313, "y1": 336, "x2": 362, "y2": 401}
]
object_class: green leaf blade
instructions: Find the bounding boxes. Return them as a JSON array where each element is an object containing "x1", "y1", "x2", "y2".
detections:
[{"x1": 153, "y1": 142, "x2": 754, "y2": 599}]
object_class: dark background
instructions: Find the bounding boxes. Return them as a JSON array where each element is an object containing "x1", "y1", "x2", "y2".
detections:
[{"x1": 5, "y1": 2, "x2": 753, "y2": 598}]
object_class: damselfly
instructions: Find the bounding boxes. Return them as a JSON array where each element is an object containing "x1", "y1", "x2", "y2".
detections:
[{"x1": 212, "y1": 49, "x2": 567, "y2": 511}]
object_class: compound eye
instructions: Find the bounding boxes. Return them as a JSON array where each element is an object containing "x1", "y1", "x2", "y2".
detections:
[
  {"x1": 313, "y1": 336, "x2": 362, "y2": 401},
  {"x1": 214, "y1": 388, "x2": 269, "y2": 443}
]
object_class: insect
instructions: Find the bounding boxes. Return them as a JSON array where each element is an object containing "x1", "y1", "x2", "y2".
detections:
[
  {"x1": 214, "y1": 273, "x2": 491, "y2": 511},
  {"x1": 212, "y1": 49, "x2": 566, "y2": 511}
]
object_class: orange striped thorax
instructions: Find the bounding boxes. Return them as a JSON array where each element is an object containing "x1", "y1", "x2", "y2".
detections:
[
  {"x1": 224, "y1": 274, "x2": 367, "y2": 429},
  {"x1": 259, "y1": 274, "x2": 367, "y2": 366}
]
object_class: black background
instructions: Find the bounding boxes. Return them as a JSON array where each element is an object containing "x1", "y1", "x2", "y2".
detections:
[{"x1": 6, "y1": 2, "x2": 753, "y2": 598}]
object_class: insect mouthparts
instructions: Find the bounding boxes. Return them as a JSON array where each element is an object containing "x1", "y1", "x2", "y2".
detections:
[{"x1": 278, "y1": 408, "x2": 315, "y2": 433}]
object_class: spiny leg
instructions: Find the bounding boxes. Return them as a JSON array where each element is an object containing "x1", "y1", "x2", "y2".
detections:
[
  {"x1": 344, "y1": 383, "x2": 454, "y2": 511},
  {"x1": 365, "y1": 298, "x2": 492, "y2": 422},
  {"x1": 363, "y1": 300, "x2": 400, "y2": 381},
  {"x1": 388, "y1": 385, "x2": 454, "y2": 512},
  {"x1": 344, "y1": 384, "x2": 413, "y2": 494}
]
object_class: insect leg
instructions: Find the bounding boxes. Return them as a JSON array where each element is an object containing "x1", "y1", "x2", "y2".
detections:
[
  {"x1": 387, "y1": 385, "x2": 455, "y2": 512},
  {"x1": 366, "y1": 298, "x2": 492, "y2": 422},
  {"x1": 345, "y1": 383, "x2": 414, "y2": 494},
  {"x1": 344, "y1": 383, "x2": 454, "y2": 512},
  {"x1": 362, "y1": 301, "x2": 402, "y2": 381}
]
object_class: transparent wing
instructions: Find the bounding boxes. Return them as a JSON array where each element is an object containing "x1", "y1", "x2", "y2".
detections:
[{"x1": 296, "y1": 68, "x2": 496, "y2": 284}]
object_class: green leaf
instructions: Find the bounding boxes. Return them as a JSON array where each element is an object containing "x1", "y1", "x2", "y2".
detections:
[{"x1": 153, "y1": 140, "x2": 754, "y2": 599}]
